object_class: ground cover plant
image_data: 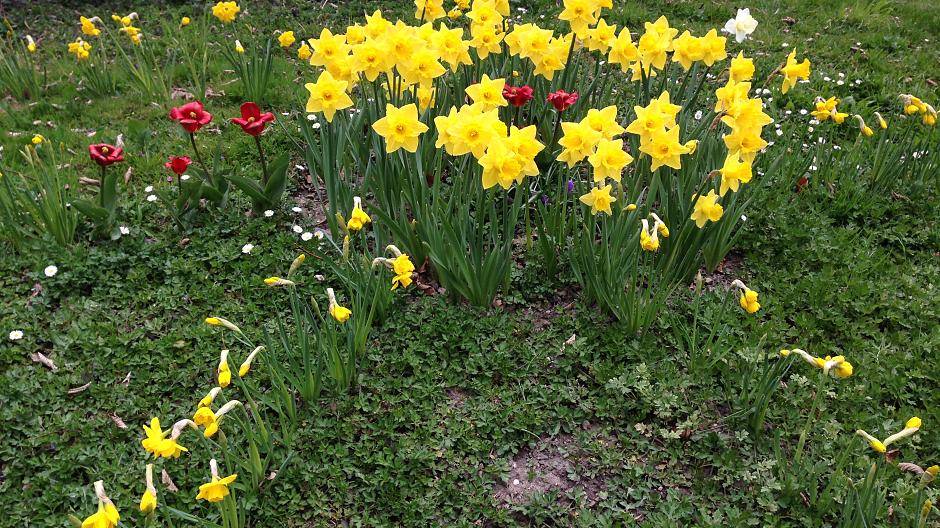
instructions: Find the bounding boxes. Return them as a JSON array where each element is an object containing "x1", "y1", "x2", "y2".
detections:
[{"x1": 0, "y1": 0, "x2": 938, "y2": 526}]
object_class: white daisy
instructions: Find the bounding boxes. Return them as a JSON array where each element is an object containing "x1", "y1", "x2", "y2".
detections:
[
  {"x1": 8, "y1": 330, "x2": 23, "y2": 341},
  {"x1": 44, "y1": 265, "x2": 58, "y2": 277},
  {"x1": 242, "y1": 243, "x2": 254, "y2": 254}
]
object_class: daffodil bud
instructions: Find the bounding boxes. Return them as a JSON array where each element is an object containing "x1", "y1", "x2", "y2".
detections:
[
  {"x1": 170, "y1": 419, "x2": 195, "y2": 440},
  {"x1": 218, "y1": 349, "x2": 231, "y2": 388},
  {"x1": 874, "y1": 112, "x2": 888, "y2": 129},
  {"x1": 923, "y1": 465, "x2": 939, "y2": 485},
  {"x1": 856, "y1": 430, "x2": 887, "y2": 453},
  {"x1": 883, "y1": 417, "x2": 922, "y2": 448},
  {"x1": 215, "y1": 400, "x2": 243, "y2": 418},
  {"x1": 234, "y1": 40, "x2": 245, "y2": 54},
  {"x1": 238, "y1": 346, "x2": 263, "y2": 377},
  {"x1": 205, "y1": 316, "x2": 241, "y2": 333},
  {"x1": 326, "y1": 287, "x2": 352, "y2": 323},
  {"x1": 199, "y1": 387, "x2": 222, "y2": 407},
  {"x1": 287, "y1": 253, "x2": 305, "y2": 277},
  {"x1": 263, "y1": 276, "x2": 296, "y2": 287},
  {"x1": 139, "y1": 464, "x2": 157, "y2": 513},
  {"x1": 854, "y1": 115, "x2": 873, "y2": 137}
]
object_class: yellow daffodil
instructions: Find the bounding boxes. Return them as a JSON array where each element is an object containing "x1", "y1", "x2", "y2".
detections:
[
  {"x1": 199, "y1": 387, "x2": 221, "y2": 407},
  {"x1": 639, "y1": 127, "x2": 690, "y2": 171},
  {"x1": 82, "y1": 481, "x2": 120, "y2": 528},
  {"x1": 780, "y1": 349, "x2": 854, "y2": 379},
  {"x1": 465, "y1": 74, "x2": 507, "y2": 111},
  {"x1": 212, "y1": 1, "x2": 240, "y2": 24},
  {"x1": 780, "y1": 48, "x2": 810, "y2": 94},
  {"x1": 588, "y1": 138, "x2": 633, "y2": 183},
  {"x1": 579, "y1": 185, "x2": 616, "y2": 215},
  {"x1": 718, "y1": 153, "x2": 753, "y2": 195},
  {"x1": 80, "y1": 16, "x2": 101, "y2": 37},
  {"x1": 690, "y1": 190, "x2": 723, "y2": 227},
  {"x1": 238, "y1": 345, "x2": 263, "y2": 377},
  {"x1": 26, "y1": 35, "x2": 37, "y2": 53},
  {"x1": 180, "y1": 16, "x2": 191, "y2": 27},
  {"x1": 278, "y1": 30, "x2": 296, "y2": 48},
  {"x1": 729, "y1": 51, "x2": 755, "y2": 82},
  {"x1": 217, "y1": 349, "x2": 231, "y2": 387},
  {"x1": 326, "y1": 288, "x2": 352, "y2": 323},
  {"x1": 730, "y1": 279, "x2": 760, "y2": 313},
  {"x1": 557, "y1": 121, "x2": 603, "y2": 167},
  {"x1": 205, "y1": 316, "x2": 241, "y2": 333},
  {"x1": 139, "y1": 464, "x2": 157, "y2": 513},
  {"x1": 234, "y1": 39, "x2": 244, "y2": 54},
  {"x1": 559, "y1": 0, "x2": 600, "y2": 36},
  {"x1": 347, "y1": 196, "x2": 372, "y2": 231},
  {"x1": 304, "y1": 70, "x2": 354, "y2": 123},
  {"x1": 196, "y1": 460, "x2": 237, "y2": 502},
  {"x1": 372, "y1": 103, "x2": 429, "y2": 153},
  {"x1": 297, "y1": 42, "x2": 312, "y2": 61}
]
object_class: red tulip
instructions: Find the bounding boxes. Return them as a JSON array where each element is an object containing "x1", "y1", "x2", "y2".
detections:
[
  {"x1": 503, "y1": 84, "x2": 534, "y2": 107},
  {"x1": 88, "y1": 143, "x2": 124, "y2": 167},
  {"x1": 165, "y1": 155, "x2": 192, "y2": 176},
  {"x1": 169, "y1": 101, "x2": 213, "y2": 133},
  {"x1": 547, "y1": 90, "x2": 579, "y2": 111},
  {"x1": 230, "y1": 102, "x2": 275, "y2": 137}
]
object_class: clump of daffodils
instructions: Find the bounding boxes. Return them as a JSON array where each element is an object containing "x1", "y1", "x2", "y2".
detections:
[{"x1": 900, "y1": 94, "x2": 937, "y2": 126}]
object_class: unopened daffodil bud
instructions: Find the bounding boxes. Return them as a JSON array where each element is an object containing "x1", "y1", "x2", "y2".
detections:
[
  {"x1": 347, "y1": 196, "x2": 372, "y2": 231},
  {"x1": 288, "y1": 253, "x2": 305, "y2": 276},
  {"x1": 625, "y1": 203, "x2": 637, "y2": 211},
  {"x1": 199, "y1": 387, "x2": 222, "y2": 407},
  {"x1": 854, "y1": 115, "x2": 873, "y2": 137},
  {"x1": 26, "y1": 35, "x2": 37, "y2": 53},
  {"x1": 326, "y1": 287, "x2": 352, "y2": 323},
  {"x1": 639, "y1": 219, "x2": 660, "y2": 252},
  {"x1": 263, "y1": 276, "x2": 295, "y2": 287},
  {"x1": 238, "y1": 346, "x2": 263, "y2": 377},
  {"x1": 217, "y1": 349, "x2": 231, "y2": 387},
  {"x1": 650, "y1": 213, "x2": 669, "y2": 238},
  {"x1": 922, "y1": 465, "x2": 939, "y2": 485},
  {"x1": 235, "y1": 40, "x2": 245, "y2": 54},
  {"x1": 205, "y1": 316, "x2": 241, "y2": 333},
  {"x1": 181, "y1": 16, "x2": 191, "y2": 26},
  {"x1": 139, "y1": 464, "x2": 157, "y2": 513},
  {"x1": 856, "y1": 429, "x2": 887, "y2": 453},
  {"x1": 874, "y1": 112, "x2": 888, "y2": 129}
]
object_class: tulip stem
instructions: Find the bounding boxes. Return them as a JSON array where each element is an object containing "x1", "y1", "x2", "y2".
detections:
[
  {"x1": 189, "y1": 133, "x2": 211, "y2": 186},
  {"x1": 99, "y1": 165, "x2": 107, "y2": 208},
  {"x1": 254, "y1": 135, "x2": 269, "y2": 186}
]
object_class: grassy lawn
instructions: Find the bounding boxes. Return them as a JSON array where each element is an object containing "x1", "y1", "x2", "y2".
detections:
[{"x1": 0, "y1": 1, "x2": 937, "y2": 527}]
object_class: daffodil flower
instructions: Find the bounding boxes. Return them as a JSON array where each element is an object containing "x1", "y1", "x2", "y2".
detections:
[
  {"x1": 288, "y1": 253, "x2": 305, "y2": 277},
  {"x1": 81, "y1": 481, "x2": 120, "y2": 528},
  {"x1": 730, "y1": 279, "x2": 760, "y2": 314},
  {"x1": 199, "y1": 386, "x2": 222, "y2": 407},
  {"x1": 346, "y1": 196, "x2": 372, "y2": 231},
  {"x1": 856, "y1": 417, "x2": 922, "y2": 454},
  {"x1": 780, "y1": 348, "x2": 853, "y2": 378},
  {"x1": 196, "y1": 459, "x2": 238, "y2": 502},
  {"x1": 372, "y1": 245, "x2": 416, "y2": 290}
]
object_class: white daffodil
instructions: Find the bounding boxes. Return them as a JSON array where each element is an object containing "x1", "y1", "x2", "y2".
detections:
[{"x1": 723, "y1": 8, "x2": 758, "y2": 43}]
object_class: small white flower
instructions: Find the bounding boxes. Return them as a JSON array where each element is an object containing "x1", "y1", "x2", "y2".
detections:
[
  {"x1": 781, "y1": 42, "x2": 789, "y2": 48},
  {"x1": 145, "y1": 185, "x2": 154, "y2": 193},
  {"x1": 836, "y1": 80, "x2": 844, "y2": 86},
  {"x1": 776, "y1": 129, "x2": 783, "y2": 136},
  {"x1": 120, "y1": 226, "x2": 130, "y2": 235},
  {"x1": 808, "y1": 126, "x2": 814, "y2": 133},
  {"x1": 722, "y1": 8, "x2": 758, "y2": 43},
  {"x1": 180, "y1": 174, "x2": 190, "y2": 181},
  {"x1": 799, "y1": 109, "x2": 808, "y2": 115},
  {"x1": 314, "y1": 230, "x2": 325, "y2": 240},
  {"x1": 312, "y1": 123, "x2": 321, "y2": 130},
  {"x1": 264, "y1": 210, "x2": 274, "y2": 217},
  {"x1": 44, "y1": 265, "x2": 58, "y2": 277},
  {"x1": 146, "y1": 194, "x2": 157, "y2": 202},
  {"x1": 301, "y1": 231, "x2": 313, "y2": 241},
  {"x1": 694, "y1": 110, "x2": 703, "y2": 120},
  {"x1": 823, "y1": 76, "x2": 831, "y2": 82},
  {"x1": 8, "y1": 330, "x2": 23, "y2": 341},
  {"x1": 241, "y1": 243, "x2": 254, "y2": 254},
  {"x1": 740, "y1": 215, "x2": 747, "y2": 222},
  {"x1": 292, "y1": 225, "x2": 303, "y2": 234},
  {"x1": 291, "y1": 207, "x2": 303, "y2": 213}
]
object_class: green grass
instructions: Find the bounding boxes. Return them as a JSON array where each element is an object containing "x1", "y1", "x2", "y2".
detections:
[{"x1": 1, "y1": 1, "x2": 938, "y2": 527}]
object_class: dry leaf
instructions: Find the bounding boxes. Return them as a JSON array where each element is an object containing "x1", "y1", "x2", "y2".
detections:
[
  {"x1": 109, "y1": 413, "x2": 127, "y2": 429},
  {"x1": 162, "y1": 469, "x2": 179, "y2": 492},
  {"x1": 121, "y1": 372, "x2": 132, "y2": 385},
  {"x1": 67, "y1": 382, "x2": 92, "y2": 394},
  {"x1": 79, "y1": 177, "x2": 101, "y2": 187},
  {"x1": 565, "y1": 334, "x2": 577, "y2": 346},
  {"x1": 29, "y1": 352, "x2": 58, "y2": 371},
  {"x1": 123, "y1": 166, "x2": 134, "y2": 185}
]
